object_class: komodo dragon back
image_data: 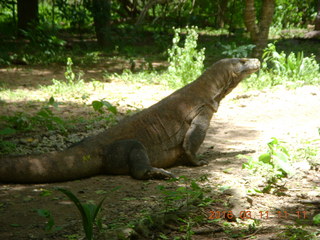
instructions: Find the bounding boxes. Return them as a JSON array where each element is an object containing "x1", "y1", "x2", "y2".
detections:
[{"x1": 0, "y1": 58, "x2": 260, "y2": 183}]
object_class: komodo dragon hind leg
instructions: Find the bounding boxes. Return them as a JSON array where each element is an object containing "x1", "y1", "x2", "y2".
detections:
[
  {"x1": 183, "y1": 108, "x2": 213, "y2": 166},
  {"x1": 128, "y1": 141, "x2": 175, "y2": 179},
  {"x1": 104, "y1": 140, "x2": 175, "y2": 180}
]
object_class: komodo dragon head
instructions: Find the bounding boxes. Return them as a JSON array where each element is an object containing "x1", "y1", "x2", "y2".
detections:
[{"x1": 209, "y1": 58, "x2": 260, "y2": 101}]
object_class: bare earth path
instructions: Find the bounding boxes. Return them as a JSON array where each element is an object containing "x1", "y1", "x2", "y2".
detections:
[{"x1": 0, "y1": 66, "x2": 319, "y2": 239}]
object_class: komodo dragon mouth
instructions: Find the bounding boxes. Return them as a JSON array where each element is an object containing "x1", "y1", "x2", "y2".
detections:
[{"x1": 0, "y1": 58, "x2": 260, "y2": 183}]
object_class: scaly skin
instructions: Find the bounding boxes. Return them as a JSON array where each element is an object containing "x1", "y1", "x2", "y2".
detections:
[{"x1": 0, "y1": 58, "x2": 260, "y2": 183}]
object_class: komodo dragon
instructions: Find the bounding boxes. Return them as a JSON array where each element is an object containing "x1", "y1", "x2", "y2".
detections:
[{"x1": 0, "y1": 58, "x2": 260, "y2": 183}]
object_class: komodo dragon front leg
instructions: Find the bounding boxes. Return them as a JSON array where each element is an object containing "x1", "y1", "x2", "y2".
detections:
[{"x1": 183, "y1": 107, "x2": 214, "y2": 166}]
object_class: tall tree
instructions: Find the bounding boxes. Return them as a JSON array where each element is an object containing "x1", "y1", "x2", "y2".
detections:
[
  {"x1": 244, "y1": 0, "x2": 275, "y2": 59},
  {"x1": 91, "y1": 0, "x2": 111, "y2": 47},
  {"x1": 17, "y1": 0, "x2": 38, "y2": 30}
]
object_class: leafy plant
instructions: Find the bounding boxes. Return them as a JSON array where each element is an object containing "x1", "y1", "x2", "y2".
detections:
[
  {"x1": 1, "y1": 112, "x2": 32, "y2": 131},
  {"x1": 167, "y1": 26, "x2": 205, "y2": 87},
  {"x1": 221, "y1": 42, "x2": 255, "y2": 58},
  {"x1": 278, "y1": 225, "x2": 318, "y2": 240},
  {"x1": 313, "y1": 214, "x2": 320, "y2": 225},
  {"x1": 292, "y1": 138, "x2": 320, "y2": 166},
  {"x1": 240, "y1": 137, "x2": 294, "y2": 193},
  {"x1": 56, "y1": 188, "x2": 106, "y2": 240},
  {"x1": 178, "y1": 217, "x2": 195, "y2": 240},
  {"x1": 36, "y1": 209, "x2": 61, "y2": 232},
  {"x1": 0, "y1": 97, "x2": 65, "y2": 132},
  {"x1": 43, "y1": 58, "x2": 87, "y2": 97},
  {"x1": 0, "y1": 127, "x2": 17, "y2": 154},
  {"x1": 92, "y1": 100, "x2": 117, "y2": 115},
  {"x1": 33, "y1": 97, "x2": 66, "y2": 131},
  {"x1": 157, "y1": 176, "x2": 212, "y2": 213},
  {"x1": 244, "y1": 43, "x2": 320, "y2": 89},
  {"x1": 21, "y1": 23, "x2": 66, "y2": 51},
  {"x1": 263, "y1": 43, "x2": 319, "y2": 79},
  {"x1": 104, "y1": 27, "x2": 205, "y2": 89}
]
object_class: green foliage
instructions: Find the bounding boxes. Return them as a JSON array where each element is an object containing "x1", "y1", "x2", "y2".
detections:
[
  {"x1": 42, "y1": 58, "x2": 88, "y2": 98},
  {"x1": 130, "y1": 176, "x2": 212, "y2": 239},
  {"x1": 105, "y1": 27, "x2": 205, "y2": 88},
  {"x1": 313, "y1": 214, "x2": 320, "y2": 225},
  {"x1": 240, "y1": 137, "x2": 294, "y2": 193},
  {"x1": 21, "y1": 24, "x2": 66, "y2": 51},
  {"x1": 263, "y1": 43, "x2": 320, "y2": 80},
  {"x1": 157, "y1": 175, "x2": 212, "y2": 213},
  {"x1": 278, "y1": 225, "x2": 318, "y2": 240},
  {"x1": 178, "y1": 217, "x2": 195, "y2": 240},
  {"x1": 0, "y1": 97, "x2": 65, "y2": 132},
  {"x1": 221, "y1": 42, "x2": 255, "y2": 58},
  {"x1": 167, "y1": 26, "x2": 205, "y2": 87},
  {"x1": 65, "y1": 57, "x2": 76, "y2": 83},
  {"x1": 92, "y1": 100, "x2": 117, "y2": 115},
  {"x1": 292, "y1": 138, "x2": 320, "y2": 166},
  {"x1": 0, "y1": 139, "x2": 16, "y2": 153},
  {"x1": 92, "y1": 100, "x2": 118, "y2": 124},
  {"x1": 32, "y1": 97, "x2": 66, "y2": 131},
  {"x1": 1, "y1": 112, "x2": 32, "y2": 131},
  {"x1": 57, "y1": 187, "x2": 106, "y2": 240},
  {"x1": 36, "y1": 209, "x2": 59, "y2": 232},
  {"x1": 55, "y1": 0, "x2": 92, "y2": 31},
  {"x1": 272, "y1": 0, "x2": 318, "y2": 29},
  {"x1": 244, "y1": 43, "x2": 320, "y2": 89}
]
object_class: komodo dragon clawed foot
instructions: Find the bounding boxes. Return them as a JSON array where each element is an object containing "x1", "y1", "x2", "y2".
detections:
[
  {"x1": 191, "y1": 158, "x2": 208, "y2": 166},
  {"x1": 143, "y1": 168, "x2": 176, "y2": 180}
]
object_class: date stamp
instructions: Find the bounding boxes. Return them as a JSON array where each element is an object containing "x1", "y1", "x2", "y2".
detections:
[{"x1": 208, "y1": 210, "x2": 308, "y2": 220}]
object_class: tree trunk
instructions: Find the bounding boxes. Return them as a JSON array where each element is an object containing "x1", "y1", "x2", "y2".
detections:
[
  {"x1": 244, "y1": 0, "x2": 275, "y2": 59},
  {"x1": 217, "y1": 0, "x2": 228, "y2": 28},
  {"x1": 135, "y1": 0, "x2": 165, "y2": 26},
  {"x1": 315, "y1": 0, "x2": 320, "y2": 30},
  {"x1": 17, "y1": 0, "x2": 38, "y2": 31},
  {"x1": 91, "y1": 0, "x2": 111, "y2": 48}
]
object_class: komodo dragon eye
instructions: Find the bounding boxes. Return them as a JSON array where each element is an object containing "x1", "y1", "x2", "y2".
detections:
[{"x1": 239, "y1": 59, "x2": 247, "y2": 64}]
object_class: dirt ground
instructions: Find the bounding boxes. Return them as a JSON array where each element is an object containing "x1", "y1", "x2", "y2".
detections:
[{"x1": 0, "y1": 66, "x2": 319, "y2": 240}]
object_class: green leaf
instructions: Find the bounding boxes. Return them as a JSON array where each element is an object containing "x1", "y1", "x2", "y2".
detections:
[
  {"x1": 95, "y1": 190, "x2": 107, "y2": 195},
  {"x1": 40, "y1": 189, "x2": 52, "y2": 197},
  {"x1": 0, "y1": 127, "x2": 16, "y2": 135},
  {"x1": 10, "y1": 224, "x2": 21, "y2": 227},
  {"x1": 92, "y1": 100, "x2": 103, "y2": 113},
  {"x1": 272, "y1": 151, "x2": 294, "y2": 175},
  {"x1": 219, "y1": 186, "x2": 231, "y2": 192},
  {"x1": 57, "y1": 188, "x2": 93, "y2": 239},
  {"x1": 191, "y1": 181, "x2": 201, "y2": 190},
  {"x1": 259, "y1": 153, "x2": 271, "y2": 163},
  {"x1": 56, "y1": 188, "x2": 106, "y2": 240},
  {"x1": 36, "y1": 209, "x2": 55, "y2": 231},
  {"x1": 101, "y1": 101, "x2": 118, "y2": 115},
  {"x1": 36, "y1": 209, "x2": 51, "y2": 218},
  {"x1": 313, "y1": 213, "x2": 320, "y2": 225}
]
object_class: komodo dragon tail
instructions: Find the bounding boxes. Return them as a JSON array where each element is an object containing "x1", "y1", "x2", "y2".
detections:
[{"x1": 0, "y1": 144, "x2": 103, "y2": 183}]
